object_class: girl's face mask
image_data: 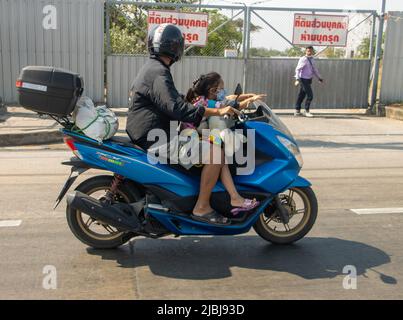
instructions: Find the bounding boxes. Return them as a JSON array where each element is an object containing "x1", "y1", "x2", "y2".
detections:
[{"x1": 216, "y1": 88, "x2": 227, "y2": 101}]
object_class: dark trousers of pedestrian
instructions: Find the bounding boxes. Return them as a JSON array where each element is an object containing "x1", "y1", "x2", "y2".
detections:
[{"x1": 296, "y1": 78, "x2": 313, "y2": 112}]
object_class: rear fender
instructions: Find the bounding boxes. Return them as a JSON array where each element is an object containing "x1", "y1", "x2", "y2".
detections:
[{"x1": 53, "y1": 157, "x2": 103, "y2": 209}]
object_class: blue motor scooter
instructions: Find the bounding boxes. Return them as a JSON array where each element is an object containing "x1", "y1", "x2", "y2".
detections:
[{"x1": 53, "y1": 88, "x2": 318, "y2": 249}]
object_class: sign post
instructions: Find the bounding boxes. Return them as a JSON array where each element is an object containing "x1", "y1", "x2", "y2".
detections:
[{"x1": 370, "y1": 0, "x2": 386, "y2": 113}]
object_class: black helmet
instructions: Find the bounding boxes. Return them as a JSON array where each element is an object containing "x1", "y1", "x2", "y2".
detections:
[{"x1": 148, "y1": 24, "x2": 185, "y2": 62}]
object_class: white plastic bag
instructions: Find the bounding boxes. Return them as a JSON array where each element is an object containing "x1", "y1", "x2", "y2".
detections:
[
  {"x1": 208, "y1": 116, "x2": 246, "y2": 155},
  {"x1": 178, "y1": 128, "x2": 201, "y2": 169},
  {"x1": 72, "y1": 96, "x2": 119, "y2": 142}
]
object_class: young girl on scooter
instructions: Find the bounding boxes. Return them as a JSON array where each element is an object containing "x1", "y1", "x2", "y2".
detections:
[{"x1": 184, "y1": 72, "x2": 265, "y2": 215}]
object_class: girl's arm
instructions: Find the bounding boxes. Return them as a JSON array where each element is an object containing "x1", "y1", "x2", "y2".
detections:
[
  {"x1": 226, "y1": 93, "x2": 258, "y2": 102},
  {"x1": 204, "y1": 106, "x2": 240, "y2": 117},
  {"x1": 239, "y1": 94, "x2": 267, "y2": 109}
]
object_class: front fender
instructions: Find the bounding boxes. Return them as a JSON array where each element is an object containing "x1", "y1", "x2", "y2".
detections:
[{"x1": 288, "y1": 176, "x2": 312, "y2": 188}]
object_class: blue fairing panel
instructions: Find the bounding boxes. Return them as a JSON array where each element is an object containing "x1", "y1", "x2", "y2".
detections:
[
  {"x1": 287, "y1": 176, "x2": 311, "y2": 188},
  {"x1": 64, "y1": 129, "x2": 226, "y2": 197}
]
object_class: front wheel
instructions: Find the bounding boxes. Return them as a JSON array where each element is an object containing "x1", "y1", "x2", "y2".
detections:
[{"x1": 253, "y1": 187, "x2": 318, "y2": 245}]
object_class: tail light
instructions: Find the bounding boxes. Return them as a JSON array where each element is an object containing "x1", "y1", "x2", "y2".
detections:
[
  {"x1": 63, "y1": 136, "x2": 82, "y2": 159},
  {"x1": 16, "y1": 80, "x2": 23, "y2": 88}
]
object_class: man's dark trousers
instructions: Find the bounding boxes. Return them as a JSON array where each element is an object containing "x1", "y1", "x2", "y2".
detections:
[{"x1": 296, "y1": 78, "x2": 313, "y2": 112}]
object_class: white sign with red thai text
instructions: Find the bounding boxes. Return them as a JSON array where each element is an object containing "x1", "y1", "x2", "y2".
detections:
[
  {"x1": 148, "y1": 10, "x2": 209, "y2": 46},
  {"x1": 293, "y1": 14, "x2": 349, "y2": 47}
]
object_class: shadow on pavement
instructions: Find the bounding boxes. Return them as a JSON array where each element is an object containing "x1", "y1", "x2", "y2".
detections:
[{"x1": 87, "y1": 236, "x2": 396, "y2": 284}]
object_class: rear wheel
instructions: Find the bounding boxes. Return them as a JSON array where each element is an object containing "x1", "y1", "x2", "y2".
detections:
[
  {"x1": 66, "y1": 175, "x2": 143, "y2": 249},
  {"x1": 253, "y1": 187, "x2": 318, "y2": 245}
]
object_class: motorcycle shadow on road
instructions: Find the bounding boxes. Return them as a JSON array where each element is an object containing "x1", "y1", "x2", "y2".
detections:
[{"x1": 87, "y1": 236, "x2": 396, "y2": 284}]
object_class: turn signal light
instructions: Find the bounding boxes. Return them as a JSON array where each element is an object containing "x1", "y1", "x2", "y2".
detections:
[
  {"x1": 63, "y1": 136, "x2": 83, "y2": 159},
  {"x1": 63, "y1": 136, "x2": 77, "y2": 151}
]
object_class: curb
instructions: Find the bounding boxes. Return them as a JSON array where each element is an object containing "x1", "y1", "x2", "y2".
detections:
[
  {"x1": 385, "y1": 105, "x2": 403, "y2": 121},
  {"x1": 0, "y1": 129, "x2": 63, "y2": 147}
]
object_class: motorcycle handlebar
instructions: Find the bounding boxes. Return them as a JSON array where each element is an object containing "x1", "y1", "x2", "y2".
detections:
[{"x1": 223, "y1": 112, "x2": 247, "y2": 123}]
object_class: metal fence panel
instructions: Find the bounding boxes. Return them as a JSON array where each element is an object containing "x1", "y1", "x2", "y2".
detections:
[
  {"x1": 0, "y1": 0, "x2": 104, "y2": 103},
  {"x1": 380, "y1": 11, "x2": 403, "y2": 105},
  {"x1": 106, "y1": 1, "x2": 247, "y2": 58},
  {"x1": 107, "y1": 55, "x2": 244, "y2": 107},
  {"x1": 246, "y1": 58, "x2": 370, "y2": 109}
]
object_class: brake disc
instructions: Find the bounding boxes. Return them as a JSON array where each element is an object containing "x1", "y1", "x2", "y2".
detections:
[{"x1": 265, "y1": 194, "x2": 297, "y2": 223}]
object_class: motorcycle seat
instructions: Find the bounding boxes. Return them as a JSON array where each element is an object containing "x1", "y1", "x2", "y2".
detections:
[
  {"x1": 108, "y1": 135, "x2": 145, "y2": 152},
  {"x1": 109, "y1": 135, "x2": 214, "y2": 176}
]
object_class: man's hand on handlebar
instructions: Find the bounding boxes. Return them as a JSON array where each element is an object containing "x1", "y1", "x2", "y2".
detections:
[
  {"x1": 203, "y1": 106, "x2": 241, "y2": 119},
  {"x1": 218, "y1": 106, "x2": 241, "y2": 117}
]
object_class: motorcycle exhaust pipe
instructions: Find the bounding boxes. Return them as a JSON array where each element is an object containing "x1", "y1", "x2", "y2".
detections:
[{"x1": 66, "y1": 191, "x2": 141, "y2": 232}]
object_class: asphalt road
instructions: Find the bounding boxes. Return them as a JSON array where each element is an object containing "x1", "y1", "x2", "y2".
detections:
[{"x1": 1, "y1": 113, "x2": 403, "y2": 300}]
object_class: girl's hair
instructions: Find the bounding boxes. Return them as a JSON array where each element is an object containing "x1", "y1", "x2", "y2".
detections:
[{"x1": 185, "y1": 72, "x2": 222, "y2": 102}]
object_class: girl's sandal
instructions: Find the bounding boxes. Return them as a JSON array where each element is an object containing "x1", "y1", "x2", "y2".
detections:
[{"x1": 231, "y1": 199, "x2": 260, "y2": 216}]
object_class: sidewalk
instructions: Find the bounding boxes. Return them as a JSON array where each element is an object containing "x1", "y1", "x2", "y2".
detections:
[
  {"x1": 0, "y1": 106, "x2": 61, "y2": 147},
  {"x1": 0, "y1": 105, "x2": 391, "y2": 147},
  {"x1": 385, "y1": 104, "x2": 403, "y2": 121},
  {"x1": 0, "y1": 106, "x2": 130, "y2": 147}
]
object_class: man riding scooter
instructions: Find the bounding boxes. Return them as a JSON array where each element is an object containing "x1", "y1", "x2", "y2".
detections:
[
  {"x1": 126, "y1": 24, "x2": 260, "y2": 225},
  {"x1": 16, "y1": 26, "x2": 317, "y2": 250}
]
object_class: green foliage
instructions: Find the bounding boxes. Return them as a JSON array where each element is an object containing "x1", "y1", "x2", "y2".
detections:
[
  {"x1": 250, "y1": 46, "x2": 347, "y2": 58},
  {"x1": 110, "y1": 23, "x2": 146, "y2": 54},
  {"x1": 249, "y1": 47, "x2": 283, "y2": 57},
  {"x1": 322, "y1": 47, "x2": 345, "y2": 58},
  {"x1": 283, "y1": 47, "x2": 304, "y2": 57},
  {"x1": 186, "y1": 11, "x2": 245, "y2": 56},
  {"x1": 357, "y1": 37, "x2": 371, "y2": 58},
  {"x1": 108, "y1": 4, "x2": 148, "y2": 54},
  {"x1": 356, "y1": 33, "x2": 384, "y2": 58},
  {"x1": 249, "y1": 46, "x2": 304, "y2": 58}
]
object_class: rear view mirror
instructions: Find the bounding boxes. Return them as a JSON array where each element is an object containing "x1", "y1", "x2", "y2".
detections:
[{"x1": 234, "y1": 83, "x2": 243, "y2": 96}]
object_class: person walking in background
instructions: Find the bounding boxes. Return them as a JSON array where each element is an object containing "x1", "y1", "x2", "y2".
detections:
[{"x1": 294, "y1": 46, "x2": 324, "y2": 118}]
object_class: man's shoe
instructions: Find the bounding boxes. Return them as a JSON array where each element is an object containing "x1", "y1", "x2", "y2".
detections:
[
  {"x1": 294, "y1": 110, "x2": 302, "y2": 116},
  {"x1": 304, "y1": 111, "x2": 314, "y2": 118}
]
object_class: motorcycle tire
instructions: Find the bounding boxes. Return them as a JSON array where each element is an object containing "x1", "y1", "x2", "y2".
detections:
[
  {"x1": 66, "y1": 175, "x2": 143, "y2": 249},
  {"x1": 253, "y1": 187, "x2": 318, "y2": 245}
]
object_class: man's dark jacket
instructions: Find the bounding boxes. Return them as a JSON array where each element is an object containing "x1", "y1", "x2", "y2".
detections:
[{"x1": 126, "y1": 57, "x2": 205, "y2": 149}]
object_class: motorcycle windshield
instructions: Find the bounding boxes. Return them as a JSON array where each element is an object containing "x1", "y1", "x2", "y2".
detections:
[{"x1": 250, "y1": 100, "x2": 294, "y2": 139}]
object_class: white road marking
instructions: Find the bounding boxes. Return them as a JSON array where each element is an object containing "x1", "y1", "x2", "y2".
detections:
[
  {"x1": 350, "y1": 208, "x2": 403, "y2": 215},
  {"x1": 0, "y1": 220, "x2": 22, "y2": 227}
]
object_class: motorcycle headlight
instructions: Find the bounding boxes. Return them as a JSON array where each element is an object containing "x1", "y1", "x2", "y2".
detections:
[{"x1": 277, "y1": 135, "x2": 303, "y2": 168}]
